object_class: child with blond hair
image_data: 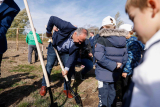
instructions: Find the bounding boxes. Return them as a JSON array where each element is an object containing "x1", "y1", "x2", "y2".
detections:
[{"x1": 123, "y1": 0, "x2": 160, "y2": 107}]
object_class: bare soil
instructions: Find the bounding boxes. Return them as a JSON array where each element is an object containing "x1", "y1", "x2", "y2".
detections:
[{"x1": 0, "y1": 41, "x2": 99, "y2": 107}]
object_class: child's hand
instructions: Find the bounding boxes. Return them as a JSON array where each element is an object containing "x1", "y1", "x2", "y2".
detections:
[
  {"x1": 88, "y1": 53, "x2": 93, "y2": 57},
  {"x1": 95, "y1": 44, "x2": 97, "y2": 48},
  {"x1": 116, "y1": 62, "x2": 122, "y2": 69},
  {"x1": 122, "y1": 73, "x2": 127, "y2": 78}
]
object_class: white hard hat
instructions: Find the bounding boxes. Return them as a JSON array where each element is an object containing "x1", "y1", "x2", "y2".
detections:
[
  {"x1": 119, "y1": 24, "x2": 133, "y2": 31},
  {"x1": 102, "y1": 16, "x2": 116, "y2": 26}
]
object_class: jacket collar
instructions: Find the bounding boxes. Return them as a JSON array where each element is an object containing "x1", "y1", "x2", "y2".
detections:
[
  {"x1": 98, "y1": 28, "x2": 129, "y2": 37},
  {"x1": 145, "y1": 30, "x2": 160, "y2": 50}
]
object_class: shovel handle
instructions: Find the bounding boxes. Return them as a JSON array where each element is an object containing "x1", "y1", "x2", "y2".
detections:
[
  {"x1": 23, "y1": 0, "x2": 50, "y2": 87},
  {"x1": 53, "y1": 47, "x2": 69, "y2": 81}
]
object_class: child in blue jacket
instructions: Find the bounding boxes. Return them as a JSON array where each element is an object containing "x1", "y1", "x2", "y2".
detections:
[
  {"x1": 94, "y1": 16, "x2": 128, "y2": 107},
  {"x1": 119, "y1": 24, "x2": 144, "y2": 97}
]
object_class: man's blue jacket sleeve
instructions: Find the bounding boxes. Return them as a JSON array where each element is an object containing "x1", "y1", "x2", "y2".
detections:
[
  {"x1": 0, "y1": 0, "x2": 20, "y2": 53},
  {"x1": 46, "y1": 16, "x2": 77, "y2": 34},
  {"x1": 64, "y1": 49, "x2": 79, "y2": 71},
  {"x1": 0, "y1": 12, "x2": 19, "y2": 40}
]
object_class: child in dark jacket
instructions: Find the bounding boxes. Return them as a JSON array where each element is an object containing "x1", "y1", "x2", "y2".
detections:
[
  {"x1": 119, "y1": 24, "x2": 144, "y2": 97},
  {"x1": 94, "y1": 16, "x2": 128, "y2": 107}
]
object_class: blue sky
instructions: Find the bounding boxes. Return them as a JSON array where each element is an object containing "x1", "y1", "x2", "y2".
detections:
[{"x1": 15, "y1": 0, "x2": 132, "y2": 33}]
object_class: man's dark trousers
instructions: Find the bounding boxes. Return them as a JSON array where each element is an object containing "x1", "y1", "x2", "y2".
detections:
[
  {"x1": 92, "y1": 48, "x2": 95, "y2": 64},
  {"x1": 28, "y1": 45, "x2": 38, "y2": 63},
  {"x1": 76, "y1": 58, "x2": 93, "y2": 75},
  {"x1": 41, "y1": 43, "x2": 74, "y2": 90},
  {"x1": 89, "y1": 37, "x2": 95, "y2": 64}
]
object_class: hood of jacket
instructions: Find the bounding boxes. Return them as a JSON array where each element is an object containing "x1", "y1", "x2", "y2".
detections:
[
  {"x1": 28, "y1": 31, "x2": 33, "y2": 34},
  {"x1": 98, "y1": 29, "x2": 128, "y2": 48}
]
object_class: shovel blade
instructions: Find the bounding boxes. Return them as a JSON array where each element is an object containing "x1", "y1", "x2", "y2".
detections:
[{"x1": 49, "y1": 102, "x2": 58, "y2": 107}]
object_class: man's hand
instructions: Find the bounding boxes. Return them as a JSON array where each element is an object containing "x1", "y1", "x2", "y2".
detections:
[
  {"x1": 46, "y1": 32, "x2": 52, "y2": 37},
  {"x1": 116, "y1": 62, "x2": 122, "y2": 69},
  {"x1": 62, "y1": 69, "x2": 68, "y2": 77},
  {"x1": 53, "y1": 26, "x2": 58, "y2": 32},
  {"x1": 88, "y1": 53, "x2": 93, "y2": 57},
  {"x1": 122, "y1": 72, "x2": 127, "y2": 78}
]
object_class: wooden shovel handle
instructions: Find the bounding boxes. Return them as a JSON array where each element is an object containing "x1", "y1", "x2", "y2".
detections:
[
  {"x1": 23, "y1": 0, "x2": 50, "y2": 87},
  {"x1": 53, "y1": 47, "x2": 69, "y2": 81}
]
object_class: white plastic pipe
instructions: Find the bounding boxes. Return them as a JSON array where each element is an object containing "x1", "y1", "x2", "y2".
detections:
[{"x1": 23, "y1": 0, "x2": 50, "y2": 87}]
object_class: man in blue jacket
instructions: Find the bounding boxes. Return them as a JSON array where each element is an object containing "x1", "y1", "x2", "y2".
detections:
[
  {"x1": 40, "y1": 16, "x2": 88, "y2": 98},
  {"x1": 0, "y1": 0, "x2": 20, "y2": 77}
]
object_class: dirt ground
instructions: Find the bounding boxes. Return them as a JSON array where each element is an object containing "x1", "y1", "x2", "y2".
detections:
[{"x1": 0, "y1": 41, "x2": 99, "y2": 107}]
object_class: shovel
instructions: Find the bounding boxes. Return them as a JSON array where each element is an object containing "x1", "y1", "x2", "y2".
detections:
[
  {"x1": 53, "y1": 47, "x2": 83, "y2": 107},
  {"x1": 23, "y1": 0, "x2": 58, "y2": 106}
]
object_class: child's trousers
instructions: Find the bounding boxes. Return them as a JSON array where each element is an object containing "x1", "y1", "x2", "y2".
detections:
[{"x1": 98, "y1": 81, "x2": 116, "y2": 107}]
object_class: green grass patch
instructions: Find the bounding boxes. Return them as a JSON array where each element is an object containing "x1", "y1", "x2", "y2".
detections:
[
  {"x1": 56, "y1": 94, "x2": 66, "y2": 106},
  {"x1": 52, "y1": 69, "x2": 61, "y2": 74},
  {"x1": 68, "y1": 102, "x2": 80, "y2": 107},
  {"x1": 33, "y1": 97, "x2": 50, "y2": 107},
  {"x1": 11, "y1": 81, "x2": 27, "y2": 87},
  {"x1": 85, "y1": 79, "x2": 91, "y2": 82},
  {"x1": 19, "y1": 81, "x2": 27, "y2": 85},
  {"x1": 2, "y1": 59, "x2": 5, "y2": 62},
  {"x1": 38, "y1": 65, "x2": 43, "y2": 72},
  {"x1": 9, "y1": 60, "x2": 17, "y2": 63},
  {"x1": 31, "y1": 91, "x2": 50, "y2": 106},
  {"x1": 10, "y1": 64, "x2": 37, "y2": 72},
  {"x1": 78, "y1": 91, "x2": 85, "y2": 95},
  {"x1": 31, "y1": 91, "x2": 40, "y2": 99},
  {"x1": 50, "y1": 69, "x2": 62, "y2": 82},
  {"x1": 29, "y1": 75, "x2": 37, "y2": 79},
  {"x1": 31, "y1": 91, "x2": 68, "y2": 107},
  {"x1": 18, "y1": 102, "x2": 31, "y2": 107},
  {"x1": 0, "y1": 89, "x2": 3, "y2": 92},
  {"x1": 12, "y1": 82, "x2": 19, "y2": 87},
  {"x1": 74, "y1": 105, "x2": 80, "y2": 107}
]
